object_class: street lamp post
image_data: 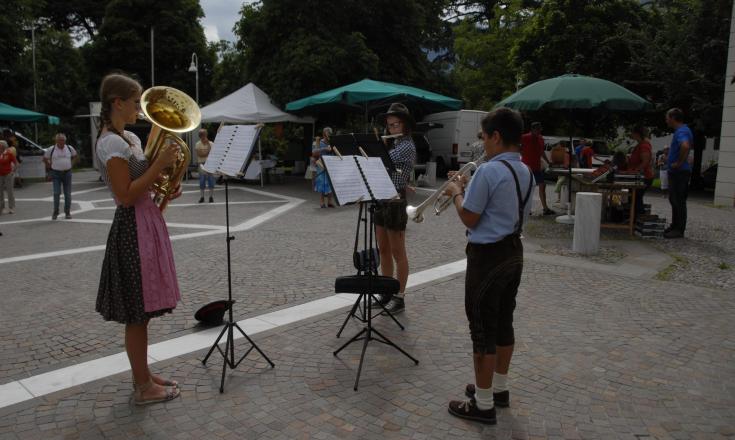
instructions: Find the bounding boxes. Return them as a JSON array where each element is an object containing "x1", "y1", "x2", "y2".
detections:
[
  {"x1": 187, "y1": 53, "x2": 200, "y2": 172},
  {"x1": 188, "y1": 53, "x2": 199, "y2": 104},
  {"x1": 23, "y1": 23, "x2": 38, "y2": 142}
]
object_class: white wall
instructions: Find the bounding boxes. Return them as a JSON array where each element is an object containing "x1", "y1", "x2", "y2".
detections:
[{"x1": 715, "y1": 2, "x2": 735, "y2": 207}]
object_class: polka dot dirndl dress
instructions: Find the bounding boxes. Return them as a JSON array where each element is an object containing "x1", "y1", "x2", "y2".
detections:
[{"x1": 95, "y1": 131, "x2": 181, "y2": 324}]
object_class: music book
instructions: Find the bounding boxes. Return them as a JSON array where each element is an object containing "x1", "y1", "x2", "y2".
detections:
[
  {"x1": 321, "y1": 155, "x2": 398, "y2": 205},
  {"x1": 201, "y1": 125, "x2": 262, "y2": 177},
  {"x1": 329, "y1": 133, "x2": 396, "y2": 173}
]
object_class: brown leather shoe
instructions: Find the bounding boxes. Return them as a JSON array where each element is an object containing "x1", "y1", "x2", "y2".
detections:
[{"x1": 448, "y1": 399, "x2": 496, "y2": 424}]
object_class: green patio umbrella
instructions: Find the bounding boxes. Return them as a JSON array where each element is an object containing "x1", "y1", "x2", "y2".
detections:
[
  {"x1": 0, "y1": 102, "x2": 60, "y2": 124},
  {"x1": 495, "y1": 74, "x2": 652, "y2": 223},
  {"x1": 285, "y1": 78, "x2": 462, "y2": 117},
  {"x1": 496, "y1": 74, "x2": 653, "y2": 112}
]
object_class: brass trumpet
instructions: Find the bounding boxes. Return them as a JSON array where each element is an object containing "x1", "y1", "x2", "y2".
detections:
[
  {"x1": 139, "y1": 86, "x2": 200, "y2": 211},
  {"x1": 406, "y1": 161, "x2": 478, "y2": 223}
]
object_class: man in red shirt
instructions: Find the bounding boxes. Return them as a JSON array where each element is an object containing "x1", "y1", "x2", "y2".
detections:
[{"x1": 521, "y1": 122, "x2": 554, "y2": 215}]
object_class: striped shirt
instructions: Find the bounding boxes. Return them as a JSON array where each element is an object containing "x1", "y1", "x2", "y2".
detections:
[{"x1": 388, "y1": 136, "x2": 416, "y2": 191}]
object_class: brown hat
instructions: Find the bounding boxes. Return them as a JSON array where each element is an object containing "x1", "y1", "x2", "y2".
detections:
[{"x1": 378, "y1": 103, "x2": 415, "y2": 128}]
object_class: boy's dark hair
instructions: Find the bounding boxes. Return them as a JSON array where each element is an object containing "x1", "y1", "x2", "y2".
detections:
[
  {"x1": 666, "y1": 108, "x2": 684, "y2": 122},
  {"x1": 480, "y1": 107, "x2": 523, "y2": 147}
]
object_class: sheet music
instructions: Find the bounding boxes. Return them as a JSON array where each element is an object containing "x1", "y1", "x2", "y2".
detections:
[
  {"x1": 356, "y1": 156, "x2": 398, "y2": 200},
  {"x1": 322, "y1": 155, "x2": 366, "y2": 205},
  {"x1": 322, "y1": 155, "x2": 398, "y2": 205},
  {"x1": 201, "y1": 125, "x2": 260, "y2": 177}
]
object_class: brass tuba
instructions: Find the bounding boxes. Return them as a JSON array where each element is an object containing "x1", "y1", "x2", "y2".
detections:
[{"x1": 139, "y1": 86, "x2": 201, "y2": 211}]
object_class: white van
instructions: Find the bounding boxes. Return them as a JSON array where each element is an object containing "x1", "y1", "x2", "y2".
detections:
[{"x1": 422, "y1": 110, "x2": 487, "y2": 175}]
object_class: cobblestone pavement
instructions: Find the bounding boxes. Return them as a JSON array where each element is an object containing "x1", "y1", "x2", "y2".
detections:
[
  {"x1": 528, "y1": 186, "x2": 735, "y2": 292},
  {"x1": 0, "y1": 172, "x2": 733, "y2": 439}
]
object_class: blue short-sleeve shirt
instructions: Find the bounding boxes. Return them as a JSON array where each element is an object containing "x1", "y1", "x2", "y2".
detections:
[
  {"x1": 668, "y1": 125, "x2": 693, "y2": 172},
  {"x1": 462, "y1": 152, "x2": 534, "y2": 244}
]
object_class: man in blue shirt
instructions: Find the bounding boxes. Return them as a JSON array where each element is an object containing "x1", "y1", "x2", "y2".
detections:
[
  {"x1": 664, "y1": 108, "x2": 692, "y2": 238},
  {"x1": 443, "y1": 108, "x2": 534, "y2": 425}
]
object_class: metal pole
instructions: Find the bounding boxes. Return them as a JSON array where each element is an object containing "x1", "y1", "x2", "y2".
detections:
[
  {"x1": 259, "y1": 138, "x2": 264, "y2": 187},
  {"x1": 195, "y1": 56, "x2": 199, "y2": 104},
  {"x1": 31, "y1": 25, "x2": 37, "y2": 142},
  {"x1": 150, "y1": 27, "x2": 154, "y2": 86}
]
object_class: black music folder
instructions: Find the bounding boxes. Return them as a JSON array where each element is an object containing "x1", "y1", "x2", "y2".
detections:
[
  {"x1": 329, "y1": 133, "x2": 396, "y2": 173},
  {"x1": 201, "y1": 125, "x2": 262, "y2": 177},
  {"x1": 321, "y1": 155, "x2": 398, "y2": 205}
]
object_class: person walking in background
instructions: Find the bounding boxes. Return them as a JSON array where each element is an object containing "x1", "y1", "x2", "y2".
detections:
[
  {"x1": 0, "y1": 140, "x2": 18, "y2": 214},
  {"x1": 2, "y1": 129, "x2": 22, "y2": 189},
  {"x1": 312, "y1": 127, "x2": 335, "y2": 208},
  {"x1": 627, "y1": 126, "x2": 654, "y2": 219},
  {"x1": 520, "y1": 122, "x2": 553, "y2": 215},
  {"x1": 43, "y1": 133, "x2": 78, "y2": 220},
  {"x1": 443, "y1": 108, "x2": 533, "y2": 424},
  {"x1": 664, "y1": 108, "x2": 692, "y2": 238},
  {"x1": 195, "y1": 128, "x2": 215, "y2": 203}
]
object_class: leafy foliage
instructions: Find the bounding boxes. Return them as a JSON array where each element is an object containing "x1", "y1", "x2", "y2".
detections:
[
  {"x1": 234, "y1": 0, "x2": 449, "y2": 105},
  {"x1": 83, "y1": 0, "x2": 214, "y2": 103}
]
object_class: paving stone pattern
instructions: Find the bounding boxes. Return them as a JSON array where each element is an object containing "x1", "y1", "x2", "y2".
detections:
[{"x1": 0, "y1": 173, "x2": 733, "y2": 439}]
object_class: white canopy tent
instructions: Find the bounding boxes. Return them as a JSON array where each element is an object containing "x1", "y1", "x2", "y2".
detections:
[
  {"x1": 200, "y1": 82, "x2": 314, "y2": 124},
  {"x1": 200, "y1": 83, "x2": 314, "y2": 186}
]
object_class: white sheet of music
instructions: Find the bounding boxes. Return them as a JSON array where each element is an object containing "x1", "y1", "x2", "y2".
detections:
[
  {"x1": 322, "y1": 155, "x2": 366, "y2": 205},
  {"x1": 201, "y1": 125, "x2": 260, "y2": 177},
  {"x1": 357, "y1": 156, "x2": 398, "y2": 200},
  {"x1": 322, "y1": 155, "x2": 398, "y2": 205}
]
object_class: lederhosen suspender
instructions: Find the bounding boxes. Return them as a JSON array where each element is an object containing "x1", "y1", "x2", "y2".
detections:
[{"x1": 499, "y1": 160, "x2": 533, "y2": 235}]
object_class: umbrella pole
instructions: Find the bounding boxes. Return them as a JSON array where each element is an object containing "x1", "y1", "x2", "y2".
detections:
[
  {"x1": 556, "y1": 133, "x2": 575, "y2": 225},
  {"x1": 259, "y1": 137, "x2": 264, "y2": 188}
]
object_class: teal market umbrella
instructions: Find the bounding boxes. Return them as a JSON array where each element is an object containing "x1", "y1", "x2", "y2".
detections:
[
  {"x1": 286, "y1": 78, "x2": 462, "y2": 123},
  {"x1": 495, "y1": 74, "x2": 652, "y2": 223},
  {"x1": 0, "y1": 102, "x2": 60, "y2": 124},
  {"x1": 495, "y1": 74, "x2": 652, "y2": 112}
]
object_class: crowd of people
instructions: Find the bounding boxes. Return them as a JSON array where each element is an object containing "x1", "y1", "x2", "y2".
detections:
[{"x1": 515, "y1": 109, "x2": 690, "y2": 237}]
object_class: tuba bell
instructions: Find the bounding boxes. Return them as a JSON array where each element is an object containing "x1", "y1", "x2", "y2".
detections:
[{"x1": 139, "y1": 86, "x2": 201, "y2": 211}]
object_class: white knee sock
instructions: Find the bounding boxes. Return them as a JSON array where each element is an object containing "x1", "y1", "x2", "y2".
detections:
[
  {"x1": 493, "y1": 372, "x2": 508, "y2": 393},
  {"x1": 474, "y1": 385, "x2": 494, "y2": 410}
]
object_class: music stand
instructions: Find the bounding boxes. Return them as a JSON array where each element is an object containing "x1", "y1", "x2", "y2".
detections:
[
  {"x1": 199, "y1": 125, "x2": 274, "y2": 393},
  {"x1": 334, "y1": 202, "x2": 406, "y2": 338},
  {"x1": 330, "y1": 133, "x2": 396, "y2": 174},
  {"x1": 322, "y1": 151, "x2": 419, "y2": 390}
]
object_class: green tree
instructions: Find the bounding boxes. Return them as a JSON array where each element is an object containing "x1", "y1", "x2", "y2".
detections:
[
  {"x1": 233, "y1": 0, "x2": 449, "y2": 106},
  {"x1": 83, "y1": 0, "x2": 214, "y2": 103},
  {"x1": 32, "y1": 29, "x2": 88, "y2": 117},
  {"x1": 512, "y1": 0, "x2": 649, "y2": 87},
  {"x1": 39, "y1": 0, "x2": 111, "y2": 41},
  {"x1": 449, "y1": 1, "x2": 541, "y2": 109},
  {"x1": 209, "y1": 40, "x2": 247, "y2": 99},
  {"x1": 0, "y1": 0, "x2": 35, "y2": 106}
]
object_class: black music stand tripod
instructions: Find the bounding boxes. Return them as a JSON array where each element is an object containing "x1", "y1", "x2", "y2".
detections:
[
  {"x1": 333, "y1": 200, "x2": 418, "y2": 390},
  {"x1": 202, "y1": 178, "x2": 274, "y2": 393}
]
